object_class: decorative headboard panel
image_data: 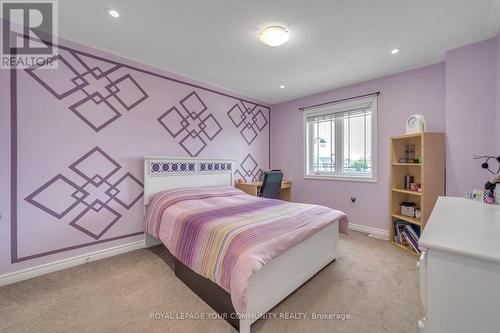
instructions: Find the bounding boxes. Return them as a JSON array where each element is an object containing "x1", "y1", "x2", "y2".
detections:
[{"x1": 143, "y1": 156, "x2": 235, "y2": 205}]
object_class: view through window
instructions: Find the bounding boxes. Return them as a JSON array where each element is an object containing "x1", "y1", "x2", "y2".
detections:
[{"x1": 304, "y1": 96, "x2": 377, "y2": 181}]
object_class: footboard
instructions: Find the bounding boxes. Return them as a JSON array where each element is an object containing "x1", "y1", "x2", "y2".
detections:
[
  {"x1": 148, "y1": 220, "x2": 340, "y2": 333},
  {"x1": 240, "y1": 220, "x2": 339, "y2": 333}
]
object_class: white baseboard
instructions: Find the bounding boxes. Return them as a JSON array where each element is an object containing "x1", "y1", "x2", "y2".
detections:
[
  {"x1": 0, "y1": 225, "x2": 385, "y2": 287},
  {"x1": 348, "y1": 223, "x2": 389, "y2": 240},
  {"x1": 0, "y1": 240, "x2": 145, "y2": 287}
]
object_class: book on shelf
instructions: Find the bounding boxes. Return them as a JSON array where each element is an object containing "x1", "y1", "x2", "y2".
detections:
[{"x1": 393, "y1": 220, "x2": 421, "y2": 254}]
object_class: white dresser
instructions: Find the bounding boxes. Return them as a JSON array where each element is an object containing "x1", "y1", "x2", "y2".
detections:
[{"x1": 418, "y1": 197, "x2": 500, "y2": 333}]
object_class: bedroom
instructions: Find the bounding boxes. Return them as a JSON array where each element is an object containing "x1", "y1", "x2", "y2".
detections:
[{"x1": 1, "y1": 1, "x2": 500, "y2": 332}]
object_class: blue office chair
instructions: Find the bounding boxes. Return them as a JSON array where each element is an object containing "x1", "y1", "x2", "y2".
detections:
[{"x1": 259, "y1": 170, "x2": 283, "y2": 199}]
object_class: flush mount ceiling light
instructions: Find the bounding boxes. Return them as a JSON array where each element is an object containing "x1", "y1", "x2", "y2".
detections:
[
  {"x1": 391, "y1": 48, "x2": 400, "y2": 54},
  {"x1": 107, "y1": 8, "x2": 120, "y2": 18},
  {"x1": 280, "y1": 85, "x2": 285, "y2": 89},
  {"x1": 259, "y1": 26, "x2": 289, "y2": 47}
]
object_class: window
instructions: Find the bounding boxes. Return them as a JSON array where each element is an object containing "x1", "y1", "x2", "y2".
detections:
[{"x1": 303, "y1": 95, "x2": 377, "y2": 182}]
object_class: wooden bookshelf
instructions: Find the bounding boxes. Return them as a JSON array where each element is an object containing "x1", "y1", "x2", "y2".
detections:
[
  {"x1": 389, "y1": 132, "x2": 445, "y2": 256},
  {"x1": 391, "y1": 241, "x2": 419, "y2": 256},
  {"x1": 391, "y1": 214, "x2": 421, "y2": 226},
  {"x1": 392, "y1": 188, "x2": 422, "y2": 196},
  {"x1": 392, "y1": 163, "x2": 422, "y2": 166}
]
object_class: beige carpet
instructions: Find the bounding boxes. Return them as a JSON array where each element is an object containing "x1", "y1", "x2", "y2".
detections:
[{"x1": 0, "y1": 231, "x2": 422, "y2": 333}]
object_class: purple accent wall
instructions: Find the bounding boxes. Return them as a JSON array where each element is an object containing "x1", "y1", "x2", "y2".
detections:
[
  {"x1": 0, "y1": 37, "x2": 269, "y2": 275},
  {"x1": 445, "y1": 37, "x2": 498, "y2": 197},
  {"x1": 270, "y1": 64, "x2": 446, "y2": 231}
]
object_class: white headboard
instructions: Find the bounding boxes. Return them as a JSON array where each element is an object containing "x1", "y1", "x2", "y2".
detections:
[{"x1": 143, "y1": 155, "x2": 235, "y2": 205}]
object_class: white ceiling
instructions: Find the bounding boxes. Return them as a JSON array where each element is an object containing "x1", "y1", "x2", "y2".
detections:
[{"x1": 57, "y1": 0, "x2": 500, "y2": 105}]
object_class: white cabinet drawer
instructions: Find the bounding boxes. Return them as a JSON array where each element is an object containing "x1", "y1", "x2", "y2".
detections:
[{"x1": 417, "y1": 250, "x2": 427, "y2": 314}]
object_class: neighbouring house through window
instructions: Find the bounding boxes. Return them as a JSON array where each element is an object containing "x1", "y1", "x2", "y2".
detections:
[{"x1": 303, "y1": 95, "x2": 377, "y2": 182}]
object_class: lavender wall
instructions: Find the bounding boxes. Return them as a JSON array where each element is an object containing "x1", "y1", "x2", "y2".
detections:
[
  {"x1": 0, "y1": 38, "x2": 269, "y2": 275},
  {"x1": 270, "y1": 64, "x2": 446, "y2": 231},
  {"x1": 271, "y1": 34, "x2": 500, "y2": 232},
  {"x1": 445, "y1": 37, "x2": 498, "y2": 197},
  {"x1": 1, "y1": 30, "x2": 498, "y2": 278}
]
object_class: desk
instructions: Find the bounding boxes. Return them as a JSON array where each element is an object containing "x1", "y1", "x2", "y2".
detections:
[{"x1": 235, "y1": 180, "x2": 292, "y2": 202}]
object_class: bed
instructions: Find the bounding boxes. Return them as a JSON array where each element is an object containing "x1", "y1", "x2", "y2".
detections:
[{"x1": 143, "y1": 156, "x2": 348, "y2": 333}]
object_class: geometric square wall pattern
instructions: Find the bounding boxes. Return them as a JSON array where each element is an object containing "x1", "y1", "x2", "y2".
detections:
[
  {"x1": 25, "y1": 52, "x2": 148, "y2": 132},
  {"x1": 25, "y1": 146, "x2": 144, "y2": 241},
  {"x1": 234, "y1": 154, "x2": 263, "y2": 182},
  {"x1": 9, "y1": 41, "x2": 270, "y2": 266},
  {"x1": 227, "y1": 100, "x2": 268, "y2": 145},
  {"x1": 158, "y1": 91, "x2": 222, "y2": 156}
]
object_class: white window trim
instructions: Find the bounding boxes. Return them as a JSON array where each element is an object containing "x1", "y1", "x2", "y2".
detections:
[{"x1": 302, "y1": 95, "x2": 378, "y2": 183}]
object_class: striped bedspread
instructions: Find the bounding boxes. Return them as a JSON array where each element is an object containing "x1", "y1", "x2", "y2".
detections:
[{"x1": 144, "y1": 186, "x2": 348, "y2": 313}]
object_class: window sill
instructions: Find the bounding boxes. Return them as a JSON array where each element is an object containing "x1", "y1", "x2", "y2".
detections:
[{"x1": 304, "y1": 174, "x2": 377, "y2": 183}]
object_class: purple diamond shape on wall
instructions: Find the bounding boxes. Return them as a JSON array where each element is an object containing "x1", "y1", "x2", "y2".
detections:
[
  {"x1": 200, "y1": 114, "x2": 222, "y2": 140},
  {"x1": 180, "y1": 91, "x2": 207, "y2": 117},
  {"x1": 25, "y1": 175, "x2": 87, "y2": 219},
  {"x1": 71, "y1": 189, "x2": 88, "y2": 200},
  {"x1": 91, "y1": 200, "x2": 104, "y2": 212},
  {"x1": 179, "y1": 133, "x2": 208, "y2": 157},
  {"x1": 253, "y1": 110, "x2": 268, "y2": 131},
  {"x1": 227, "y1": 101, "x2": 269, "y2": 146},
  {"x1": 234, "y1": 154, "x2": 260, "y2": 182},
  {"x1": 71, "y1": 76, "x2": 86, "y2": 87},
  {"x1": 25, "y1": 146, "x2": 144, "y2": 241},
  {"x1": 158, "y1": 91, "x2": 222, "y2": 157},
  {"x1": 91, "y1": 67, "x2": 103, "y2": 78},
  {"x1": 25, "y1": 51, "x2": 148, "y2": 133},
  {"x1": 106, "y1": 173, "x2": 144, "y2": 209},
  {"x1": 69, "y1": 95, "x2": 121, "y2": 132},
  {"x1": 92, "y1": 175, "x2": 103, "y2": 184},
  {"x1": 240, "y1": 124, "x2": 258, "y2": 145},
  {"x1": 69, "y1": 204, "x2": 121, "y2": 240},
  {"x1": 108, "y1": 74, "x2": 148, "y2": 111},
  {"x1": 240, "y1": 154, "x2": 257, "y2": 174},
  {"x1": 228, "y1": 104, "x2": 245, "y2": 127},
  {"x1": 158, "y1": 106, "x2": 187, "y2": 138},
  {"x1": 91, "y1": 94, "x2": 104, "y2": 104},
  {"x1": 108, "y1": 85, "x2": 119, "y2": 94},
  {"x1": 108, "y1": 188, "x2": 119, "y2": 196},
  {"x1": 25, "y1": 55, "x2": 85, "y2": 99},
  {"x1": 69, "y1": 147, "x2": 121, "y2": 186}
]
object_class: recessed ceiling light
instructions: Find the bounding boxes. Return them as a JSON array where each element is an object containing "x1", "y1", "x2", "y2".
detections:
[
  {"x1": 259, "y1": 26, "x2": 289, "y2": 47},
  {"x1": 107, "y1": 8, "x2": 120, "y2": 18},
  {"x1": 279, "y1": 85, "x2": 285, "y2": 89},
  {"x1": 391, "y1": 48, "x2": 400, "y2": 54}
]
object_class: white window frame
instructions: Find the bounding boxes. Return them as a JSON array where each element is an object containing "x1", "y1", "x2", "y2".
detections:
[{"x1": 303, "y1": 95, "x2": 378, "y2": 183}]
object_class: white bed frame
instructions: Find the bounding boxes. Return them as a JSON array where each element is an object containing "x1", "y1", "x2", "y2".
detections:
[{"x1": 143, "y1": 156, "x2": 339, "y2": 333}]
